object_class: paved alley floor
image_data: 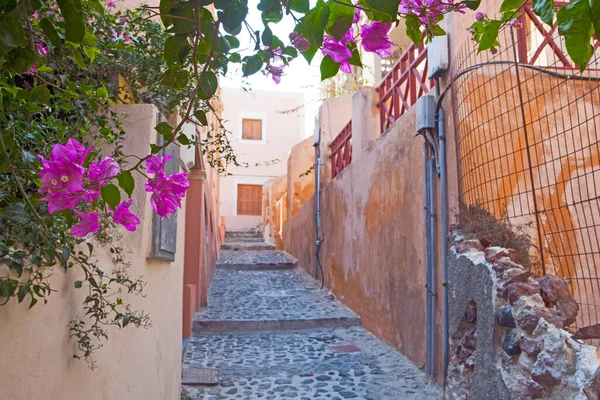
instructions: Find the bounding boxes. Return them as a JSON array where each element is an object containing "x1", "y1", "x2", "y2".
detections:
[{"x1": 182, "y1": 231, "x2": 441, "y2": 400}]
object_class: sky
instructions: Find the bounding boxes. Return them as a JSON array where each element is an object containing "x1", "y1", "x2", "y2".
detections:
[{"x1": 219, "y1": 0, "x2": 323, "y2": 139}]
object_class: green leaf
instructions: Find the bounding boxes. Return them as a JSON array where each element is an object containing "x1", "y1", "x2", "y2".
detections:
[
  {"x1": 177, "y1": 134, "x2": 191, "y2": 145},
  {"x1": 465, "y1": 0, "x2": 481, "y2": 10},
  {"x1": 171, "y1": 4, "x2": 197, "y2": 34},
  {"x1": 557, "y1": 0, "x2": 593, "y2": 71},
  {"x1": 83, "y1": 32, "x2": 98, "y2": 46},
  {"x1": 160, "y1": 68, "x2": 190, "y2": 89},
  {"x1": 74, "y1": 280, "x2": 83, "y2": 289},
  {"x1": 242, "y1": 54, "x2": 263, "y2": 76},
  {"x1": 83, "y1": 46, "x2": 98, "y2": 62},
  {"x1": 164, "y1": 34, "x2": 191, "y2": 67},
  {"x1": 499, "y1": 0, "x2": 523, "y2": 12},
  {"x1": 347, "y1": 43, "x2": 362, "y2": 67},
  {"x1": 305, "y1": 0, "x2": 330, "y2": 47},
  {"x1": 17, "y1": 286, "x2": 27, "y2": 303},
  {"x1": 29, "y1": 297, "x2": 38, "y2": 309},
  {"x1": 326, "y1": 0, "x2": 355, "y2": 41},
  {"x1": 155, "y1": 121, "x2": 173, "y2": 138},
  {"x1": 258, "y1": 0, "x2": 284, "y2": 24},
  {"x1": 100, "y1": 184, "x2": 121, "y2": 209},
  {"x1": 150, "y1": 144, "x2": 162, "y2": 155},
  {"x1": 320, "y1": 55, "x2": 340, "y2": 80},
  {"x1": 159, "y1": 0, "x2": 175, "y2": 27},
  {"x1": 198, "y1": 71, "x2": 218, "y2": 100},
  {"x1": 71, "y1": 48, "x2": 85, "y2": 69},
  {"x1": 215, "y1": 0, "x2": 249, "y2": 33},
  {"x1": 532, "y1": 0, "x2": 554, "y2": 25},
  {"x1": 194, "y1": 110, "x2": 208, "y2": 126},
  {"x1": 262, "y1": 26, "x2": 274, "y2": 46},
  {"x1": 362, "y1": 0, "x2": 400, "y2": 22},
  {"x1": 57, "y1": 0, "x2": 86, "y2": 42},
  {"x1": 591, "y1": 0, "x2": 600, "y2": 38},
  {"x1": 477, "y1": 20, "x2": 502, "y2": 52},
  {"x1": 405, "y1": 14, "x2": 423, "y2": 46},
  {"x1": 0, "y1": 0, "x2": 41, "y2": 54},
  {"x1": 117, "y1": 171, "x2": 135, "y2": 198},
  {"x1": 40, "y1": 18, "x2": 62, "y2": 48},
  {"x1": 290, "y1": 0, "x2": 310, "y2": 12},
  {"x1": 225, "y1": 35, "x2": 240, "y2": 48}
]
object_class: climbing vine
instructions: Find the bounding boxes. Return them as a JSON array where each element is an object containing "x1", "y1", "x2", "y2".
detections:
[{"x1": 0, "y1": 0, "x2": 595, "y2": 367}]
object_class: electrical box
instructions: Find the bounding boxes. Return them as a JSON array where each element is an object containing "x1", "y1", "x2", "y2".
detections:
[
  {"x1": 416, "y1": 94, "x2": 436, "y2": 131},
  {"x1": 428, "y1": 34, "x2": 449, "y2": 79}
]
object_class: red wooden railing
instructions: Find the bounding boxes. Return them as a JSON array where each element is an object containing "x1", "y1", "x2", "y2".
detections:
[
  {"x1": 330, "y1": 120, "x2": 352, "y2": 179},
  {"x1": 375, "y1": 38, "x2": 434, "y2": 134},
  {"x1": 516, "y1": 1, "x2": 600, "y2": 70}
]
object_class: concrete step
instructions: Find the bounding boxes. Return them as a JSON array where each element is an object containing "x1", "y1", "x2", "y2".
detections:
[
  {"x1": 224, "y1": 236, "x2": 264, "y2": 243},
  {"x1": 225, "y1": 230, "x2": 263, "y2": 239},
  {"x1": 192, "y1": 268, "x2": 361, "y2": 335},
  {"x1": 216, "y1": 250, "x2": 297, "y2": 270},
  {"x1": 220, "y1": 242, "x2": 276, "y2": 251}
]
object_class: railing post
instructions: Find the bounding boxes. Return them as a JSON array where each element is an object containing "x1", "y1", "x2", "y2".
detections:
[
  {"x1": 352, "y1": 87, "x2": 380, "y2": 163},
  {"x1": 516, "y1": 13, "x2": 528, "y2": 63}
]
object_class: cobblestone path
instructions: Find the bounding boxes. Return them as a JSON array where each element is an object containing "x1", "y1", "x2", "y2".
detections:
[{"x1": 182, "y1": 230, "x2": 441, "y2": 400}]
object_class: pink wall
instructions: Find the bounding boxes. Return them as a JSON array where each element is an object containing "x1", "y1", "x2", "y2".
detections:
[{"x1": 219, "y1": 88, "x2": 306, "y2": 230}]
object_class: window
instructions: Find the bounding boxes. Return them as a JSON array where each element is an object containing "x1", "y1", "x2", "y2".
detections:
[
  {"x1": 242, "y1": 118, "x2": 262, "y2": 140},
  {"x1": 237, "y1": 184, "x2": 262, "y2": 216}
]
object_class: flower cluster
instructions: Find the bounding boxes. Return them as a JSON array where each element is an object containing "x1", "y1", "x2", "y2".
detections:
[
  {"x1": 400, "y1": 0, "x2": 466, "y2": 24},
  {"x1": 144, "y1": 155, "x2": 190, "y2": 217},
  {"x1": 37, "y1": 140, "x2": 189, "y2": 238}
]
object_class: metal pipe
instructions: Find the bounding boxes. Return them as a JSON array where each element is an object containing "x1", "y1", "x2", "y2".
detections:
[
  {"x1": 423, "y1": 142, "x2": 432, "y2": 377},
  {"x1": 314, "y1": 142, "x2": 322, "y2": 281},
  {"x1": 428, "y1": 151, "x2": 437, "y2": 377},
  {"x1": 435, "y1": 79, "x2": 449, "y2": 382}
]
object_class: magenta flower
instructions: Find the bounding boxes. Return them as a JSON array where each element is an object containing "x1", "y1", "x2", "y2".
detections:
[
  {"x1": 144, "y1": 156, "x2": 190, "y2": 217},
  {"x1": 41, "y1": 191, "x2": 84, "y2": 214},
  {"x1": 32, "y1": 12, "x2": 39, "y2": 19},
  {"x1": 360, "y1": 22, "x2": 393, "y2": 57},
  {"x1": 108, "y1": 0, "x2": 116, "y2": 7},
  {"x1": 37, "y1": 43, "x2": 48, "y2": 56},
  {"x1": 353, "y1": 7, "x2": 361, "y2": 23},
  {"x1": 321, "y1": 33, "x2": 353, "y2": 74},
  {"x1": 71, "y1": 210, "x2": 100, "y2": 237},
  {"x1": 124, "y1": 35, "x2": 131, "y2": 43},
  {"x1": 267, "y1": 64, "x2": 285, "y2": 84},
  {"x1": 112, "y1": 200, "x2": 140, "y2": 231},
  {"x1": 26, "y1": 65, "x2": 37, "y2": 75},
  {"x1": 289, "y1": 32, "x2": 310, "y2": 52},
  {"x1": 475, "y1": 12, "x2": 485, "y2": 21},
  {"x1": 51, "y1": 138, "x2": 93, "y2": 166},
  {"x1": 88, "y1": 157, "x2": 120, "y2": 188}
]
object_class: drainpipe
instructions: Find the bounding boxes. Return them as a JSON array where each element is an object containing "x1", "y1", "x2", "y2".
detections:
[
  {"x1": 435, "y1": 78, "x2": 449, "y2": 382},
  {"x1": 423, "y1": 142, "x2": 432, "y2": 377},
  {"x1": 313, "y1": 126, "x2": 325, "y2": 288}
]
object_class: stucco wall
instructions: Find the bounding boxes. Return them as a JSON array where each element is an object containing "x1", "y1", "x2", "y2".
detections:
[
  {"x1": 262, "y1": 174, "x2": 287, "y2": 247},
  {"x1": 284, "y1": 106, "x2": 429, "y2": 367},
  {"x1": 0, "y1": 105, "x2": 183, "y2": 400},
  {"x1": 287, "y1": 137, "x2": 316, "y2": 219}
]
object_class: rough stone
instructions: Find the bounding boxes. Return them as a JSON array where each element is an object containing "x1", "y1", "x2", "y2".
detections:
[
  {"x1": 485, "y1": 247, "x2": 517, "y2": 263},
  {"x1": 573, "y1": 323, "x2": 600, "y2": 340},
  {"x1": 515, "y1": 309, "x2": 540, "y2": 334},
  {"x1": 587, "y1": 366, "x2": 600, "y2": 399},
  {"x1": 505, "y1": 282, "x2": 540, "y2": 304},
  {"x1": 503, "y1": 270, "x2": 532, "y2": 286},
  {"x1": 496, "y1": 305, "x2": 516, "y2": 328},
  {"x1": 537, "y1": 275, "x2": 579, "y2": 327},
  {"x1": 479, "y1": 235, "x2": 494, "y2": 248},
  {"x1": 531, "y1": 353, "x2": 561, "y2": 389},
  {"x1": 493, "y1": 257, "x2": 526, "y2": 274},
  {"x1": 526, "y1": 380, "x2": 548, "y2": 398},
  {"x1": 465, "y1": 302, "x2": 477, "y2": 323},
  {"x1": 455, "y1": 239, "x2": 485, "y2": 254},
  {"x1": 519, "y1": 336, "x2": 542, "y2": 357},
  {"x1": 535, "y1": 309, "x2": 565, "y2": 329},
  {"x1": 503, "y1": 329, "x2": 522, "y2": 356}
]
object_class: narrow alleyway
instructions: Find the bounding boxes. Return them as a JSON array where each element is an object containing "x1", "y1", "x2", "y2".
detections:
[{"x1": 182, "y1": 230, "x2": 441, "y2": 400}]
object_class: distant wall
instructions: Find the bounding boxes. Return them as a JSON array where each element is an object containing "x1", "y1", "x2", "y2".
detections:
[
  {"x1": 263, "y1": 174, "x2": 287, "y2": 247},
  {"x1": 0, "y1": 105, "x2": 183, "y2": 400},
  {"x1": 287, "y1": 137, "x2": 315, "y2": 219}
]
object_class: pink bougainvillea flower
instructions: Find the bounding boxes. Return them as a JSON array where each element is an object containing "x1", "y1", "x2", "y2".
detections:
[
  {"x1": 144, "y1": 156, "x2": 190, "y2": 217},
  {"x1": 124, "y1": 35, "x2": 131, "y2": 43},
  {"x1": 108, "y1": 0, "x2": 116, "y2": 7},
  {"x1": 41, "y1": 191, "x2": 84, "y2": 214},
  {"x1": 71, "y1": 210, "x2": 100, "y2": 237},
  {"x1": 289, "y1": 32, "x2": 310, "y2": 52},
  {"x1": 88, "y1": 157, "x2": 120, "y2": 188},
  {"x1": 112, "y1": 200, "x2": 140, "y2": 231},
  {"x1": 360, "y1": 21, "x2": 393, "y2": 57},
  {"x1": 475, "y1": 12, "x2": 485, "y2": 21},
  {"x1": 32, "y1": 11, "x2": 39, "y2": 19},
  {"x1": 267, "y1": 64, "x2": 285, "y2": 84},
  {"x1": 353, "y1": 7, "x2": 361, "y2": 23},
  {"x1": 37, "y1": 43, "x2": 48, "y2": 56},
  {"x1": 322, "y1": 34, "x2": 353, "y2": 74},
  {"x1": 51, "y1": 138, "x2": 93, "y2": 166},
  {"x1": 25, "y1": 65, "x2": 37, "y2": 75}
]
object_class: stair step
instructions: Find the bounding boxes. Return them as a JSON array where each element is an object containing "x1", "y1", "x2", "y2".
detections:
[
  {"x1": 216, "y1": 250, "x2": 297, "y2": 271},
  {"x1": 224, "y1": 237, "x2": 264, "y2": 243},
  {"x1": 193, "y1": 316, "x2": 361, "y2": 334},
  {"x1": 220, "y1": 242, "x2": 276, "y2": 251}
]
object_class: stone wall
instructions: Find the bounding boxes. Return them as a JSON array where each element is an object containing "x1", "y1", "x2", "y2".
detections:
[{"x1": 447, "y1": 233, "x2": 600, "y2": 399}]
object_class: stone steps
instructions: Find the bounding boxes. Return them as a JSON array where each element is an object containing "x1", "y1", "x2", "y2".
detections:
[
  {"x1": 192, "y1": 268, "x2": 361, "y2": 335},
  {"x1": 224, "y1": 230, "x2": 263, "y2": 240},
  {"x1": 224, "y1": 236, "x2": 265, "y2": 243},
  {"x1": 216, "y1": 250, "x2": 297, "y2": 270},
  {"x1": 220, "y1": 242, "x2": 276, "y2": 251}
]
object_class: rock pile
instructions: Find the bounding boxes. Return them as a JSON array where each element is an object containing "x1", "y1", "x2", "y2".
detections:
[{"x1": 446, "y1": 232, "x2": 600, "y2": 400}]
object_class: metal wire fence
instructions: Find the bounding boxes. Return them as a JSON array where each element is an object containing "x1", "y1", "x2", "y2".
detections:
[{"x1": 453, "y1": 18, "x2": 600, "y2": 333}]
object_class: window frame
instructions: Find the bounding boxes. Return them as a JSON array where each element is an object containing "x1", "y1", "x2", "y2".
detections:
[
  {"x1": 236, "y1": 184, "x2": 263, "y2": 216},
  {"x1": 238, "y1": 110, "x2": 267, "y2": 144},
  {"x1": 241, "y1": 118, "x2": 263, "y2": 141}
]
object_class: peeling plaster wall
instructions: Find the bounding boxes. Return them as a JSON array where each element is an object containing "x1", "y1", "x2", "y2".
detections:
[{"x1": 284, "y1": 107, "x2": 430, "y2": 368}]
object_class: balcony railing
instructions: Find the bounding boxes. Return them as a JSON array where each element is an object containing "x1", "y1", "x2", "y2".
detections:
[
  {"x1": 330, "y1": 120, "x2": 352, "y2": 179},
  {"x1": 375, "y1": 38, "x2": 434, "y2": 134}
]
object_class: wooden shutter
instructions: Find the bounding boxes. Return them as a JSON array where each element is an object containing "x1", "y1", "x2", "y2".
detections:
[
  {"x1": 242, "y1": 119, "x2": 262, "y2": 140},
  {"x1": 237, "y1": 184, "x2": 262, "y2": 216}
]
